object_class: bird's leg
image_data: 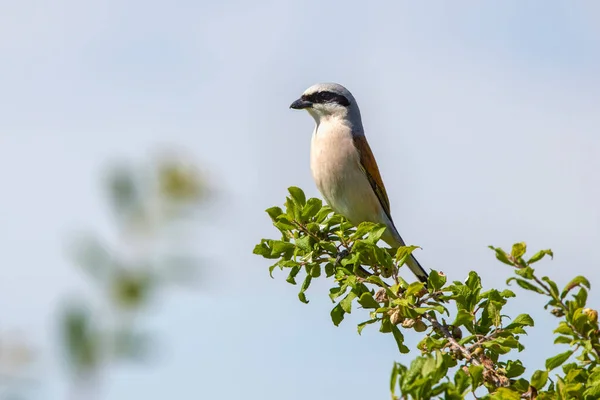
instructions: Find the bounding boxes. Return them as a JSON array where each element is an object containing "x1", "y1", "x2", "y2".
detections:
[{"x1": 335, "y1": 249, "x2": 349, "y2": 265}]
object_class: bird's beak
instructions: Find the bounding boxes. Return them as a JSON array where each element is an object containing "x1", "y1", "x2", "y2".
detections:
[{"x1": 289, "y1": 98, "x2": 312, "y2": 110}]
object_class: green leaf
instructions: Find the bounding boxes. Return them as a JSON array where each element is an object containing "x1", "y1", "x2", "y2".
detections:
[
  {"x1": 469, "y1": 364, "x2": 484, "y2": 389},
  {"x1": 329, "y1": 285, "x2": 347, "y2": 302},
  {"x1": 351, "y1": 222, "x2": 378, "y2": 239},
  {"x1": 298, "y1": 292, "x2": 308, "y2": 304},
  {"x1": 364, "y1": 224, "x2": 387, "y2": 245},
  {"x1": 288, "y1": 186, "x2": 306, "y2": 206},
  {"x1": 506, "y1": 313, "x2": 535, "y2": 328},
  {"x1": 358, "y1": 292, "x2": 381, "y2": 309},
  {"x1": 309, "y1": 264, "x2": 321, "y2": 278},
  {"x1": 514, "y1": 266, "x2": 535, "y2": 279},
  {"x1": 512, "y1": 378, "x2": 530, "y2": 392},
  {"x1": 340, "y1": 291, "x2": 357, "y2": 313},
  {"x1": 452, "y1": 309, "x2": 474, "y2": 327},
  {"x1": 499, "y1": 289, "x2": 516, "y2": 298},
  {"x1": 324, "y1": 263, "x2": 335, "y2": 277},
  {"x1": 511, "y1": 242, "x2": 527, "y2": 259},
  {"x1": 391, "y1": 325, "x2": 410, "y2": 353},
  {"x1": 531, "y1": 369, "x2": 548, "y2": 390},
  {"x1": 554, "y1": 335, "x2": 573, "y2": 345},
  {"x1": 390, "y1": 362, "x2": 400, "y2": 394},
  {"x1": 546, "y1": 350, "x2": 574, "y2": 371},
  {"x1": 454, "y1": 367, "x2": 470, "y2": 393},
  {"x1": 379, "y1": 318, "x2": 393, "y2": 333},
  {"x1": 428, "y1": 269, "x2": 447, "y2": 291},
  {"x1": 330, "y1": 303, "x2": 345, "y2": 326},
  {"x1": 272, "y1": 240, "x2": 295, "y2": 255},
  {"x1": 395, "y1": 245, "x2": 420, "y2": 266},
  {"x1": 294, "y1": 236, "x2": 312, "y2": 252},
  {"x1": 489, "y1": 246, "x2": 513, "y2": 266},
  {"x1": 542, "y1": 276, "x2": 560, "y2": 298},
  {"x1": 298, "y1": 275, "x2": 312, "y2": 304},
  {"x1": 574, "y1": 287, "x2": 588, "y2": 308},
  {"x1": 528, "y1": 249, "x2": 553, "y2": 264},
  {"x1": 265, "y1": 206, "x2": 283, "y2": 220},
  {"x1": 301, "y1": 198, "x2": 322, "y2": 220},
  {"x1": 357, "y1": 319, "x2": 378, "y2": 335},
  {"x1": 583, "y1": 381, "x2": 600, "y2": 398},
  {"x1": 315, "y1": 206, "x2": 333, "y2": 223},
  {"x1": 253, "y1": 241, "x2": 277, "y2": 259},
  {"x1": 560, "y1": 276, "x2": 591, "y2": 300},
  {"x1": 490, "y1": 387, "x2": 521, "y2": 400},
  {"x1": 406, "y1": 282, "x2": 425, "y2": 297},
  {"x1": 286, "y1": 266, "x2": 301, "y2": 284},
  {"x1": 505, "y1": 359, "x2": 525, "y2": 378},
  {"x1": 274, "y1": 215, "x2": 296, "y2": 231},
  {"x1": 506, "y1": 277, "x2": 545, "y2": 294}
]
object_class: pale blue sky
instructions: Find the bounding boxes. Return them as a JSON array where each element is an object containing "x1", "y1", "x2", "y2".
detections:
[{"x1": 1, "y1": 1, "x2": 600, "y2": 399}]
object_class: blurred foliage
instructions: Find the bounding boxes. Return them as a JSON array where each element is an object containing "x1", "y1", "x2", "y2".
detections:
[
  {"x1": 0, "y1": 333, "x2": 37, "y2": 400},
  {"x1": 62, "y1": 155, "x2": 207, "y2": 391},
  {"x1": 255, "y1": 186, "x2": 600, "y2": 399}
]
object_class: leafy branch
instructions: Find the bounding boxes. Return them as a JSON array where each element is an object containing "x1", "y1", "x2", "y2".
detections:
[{"x1": 254, "y1": 187, "x2": 600, "y2": 399}]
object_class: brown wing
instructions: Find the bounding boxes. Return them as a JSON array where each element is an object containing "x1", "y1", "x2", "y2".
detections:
[{"x1": 352, "y1": 134, "x2": 393, "y2": 222}]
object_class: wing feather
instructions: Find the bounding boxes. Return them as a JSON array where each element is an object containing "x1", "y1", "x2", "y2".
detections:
[{"x1": 352, "y1": 135, "x2": 393, "y2": 223}]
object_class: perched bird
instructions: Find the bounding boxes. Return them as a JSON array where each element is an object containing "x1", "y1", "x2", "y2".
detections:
[{"x1": 289, "y1": 82, "x2": 428, "y2": 283}]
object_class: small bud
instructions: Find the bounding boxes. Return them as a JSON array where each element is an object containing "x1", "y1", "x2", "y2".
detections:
[
  {"x1": 374, "y1": 288, "x2": 388, "y2": 303},
  {"x1": 414, "y1": 320, "x2": 427, "y2": 332},
  {"x1": 584, "y1": 308, "x2": 599, "y2": 323},
  {"x1": 452, "y1": 326, "x2": 463, "y2": 340},
  {"x1": 402, "y1": 319, "x2": 416, "y2": 329},
  {"x1": 390, "y1": 310, "x2": 403, "y2": 325},
  {"x1": 551, "y1": 308, "x2": 565, "y2": 317},
  {"x1": 473, "y1": 347, "x2": 483, "y2": 356},
  {"x1": 381, "y1": 266, "x2": 393, "y2": 278}
]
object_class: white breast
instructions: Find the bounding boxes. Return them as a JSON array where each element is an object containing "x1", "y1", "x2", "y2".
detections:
[{"x1": 309, "y1": 122, "x2": 384, "y2": 226}]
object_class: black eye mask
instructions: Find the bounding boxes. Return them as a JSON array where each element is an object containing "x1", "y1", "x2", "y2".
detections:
[{"x1": 302, "y1": 91, "x2": 350, "y2": 107}]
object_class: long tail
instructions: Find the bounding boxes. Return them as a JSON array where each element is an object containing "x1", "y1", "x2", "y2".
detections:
[
  {"x1": 384, "y1": 222, "x2": 429, "y2": 283},
  {"x1": 405, "y1": 253, "x2": 428, "y2": 283}
]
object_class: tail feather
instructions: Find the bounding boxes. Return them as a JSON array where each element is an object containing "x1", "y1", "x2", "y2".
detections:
[
  {"x1": 406, "y1": 253, "x2": 429, "y2": 283},
  {"x1": 383, "y1": 221, "x2": 429, "y2": 283}
]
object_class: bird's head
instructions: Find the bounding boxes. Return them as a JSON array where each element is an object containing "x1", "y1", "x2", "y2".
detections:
[{"x1": 289, "y1": 82, "x2": 361, "y2": 124}]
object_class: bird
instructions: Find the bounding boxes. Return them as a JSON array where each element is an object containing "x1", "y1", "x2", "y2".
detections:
[{"x1": 289, "y1": 82, "x2": 428, "y2": 283}]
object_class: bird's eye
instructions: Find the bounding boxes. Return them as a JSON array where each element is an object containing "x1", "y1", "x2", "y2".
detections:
[
  {"x1": 317, "y1": 92, "x2": 335, "y2": 102},
  {"x1": 314, "y1": 91, "x2": 350, "y2": 107}
]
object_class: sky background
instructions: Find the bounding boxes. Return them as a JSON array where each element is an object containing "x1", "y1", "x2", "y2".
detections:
[{"x1": 2, "y1": 1, "x2": 600, "y2": 399}]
